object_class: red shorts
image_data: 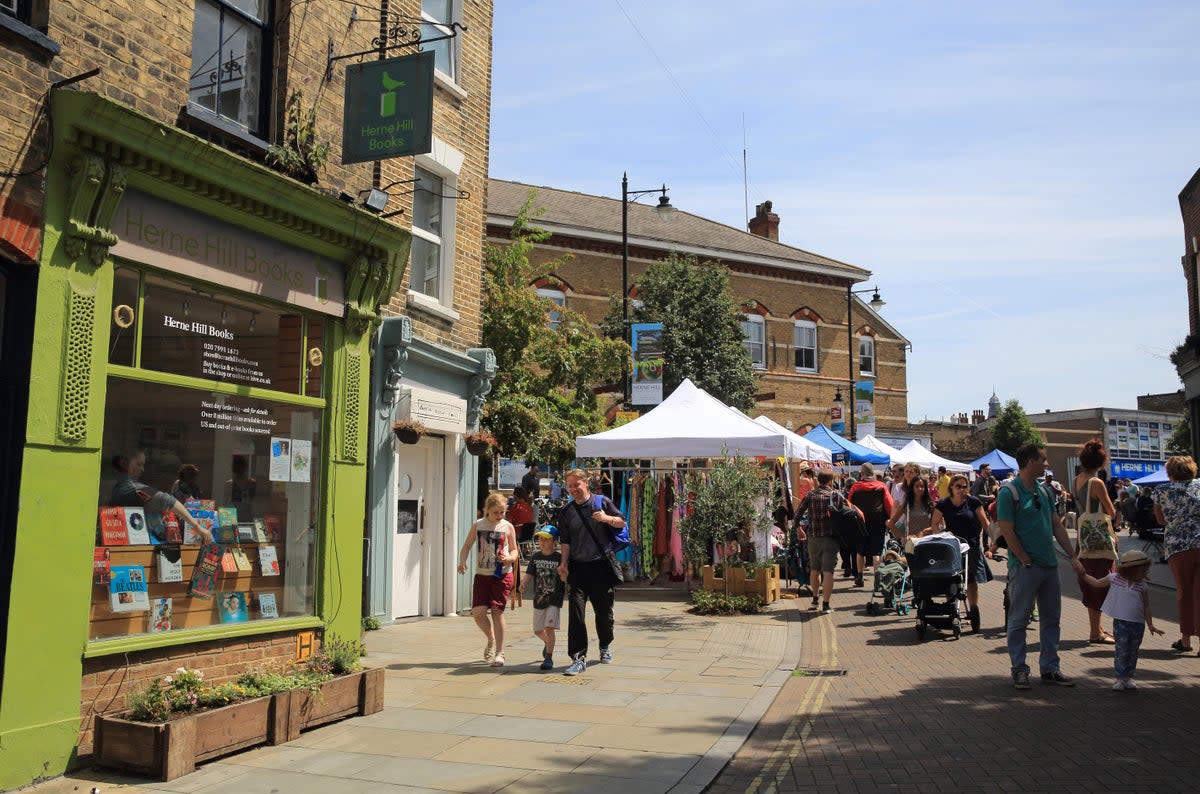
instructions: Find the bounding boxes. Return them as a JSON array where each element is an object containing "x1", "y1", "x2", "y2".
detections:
[{"x1": 472, "y1": 572, "x2": 513, "y2": 610}]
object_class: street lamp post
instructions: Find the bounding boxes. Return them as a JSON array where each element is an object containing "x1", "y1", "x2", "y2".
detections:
[
  {"x1": 621, "y1": 173, "x2": 673, "y2": 406},
  {"x1": 845, "y1": 283, "x2": 885, "y2": 439}
]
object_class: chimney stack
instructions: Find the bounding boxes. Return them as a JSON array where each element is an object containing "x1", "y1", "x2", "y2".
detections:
[
  {"x1": 748, "y1": 200, "x2": 780, "y2": 241},
  {"x1": 971, "y1": 409, "x2": 984, "y2": 425}
]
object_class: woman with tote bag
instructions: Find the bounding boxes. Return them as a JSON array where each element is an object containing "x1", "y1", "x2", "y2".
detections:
[{"x1": 1073, "y1": 439, "x2": 1120, "y2": 644}]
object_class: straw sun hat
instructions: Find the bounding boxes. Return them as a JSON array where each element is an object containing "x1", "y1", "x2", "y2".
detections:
[{"x1": 1116, "y1": 550, "x2": 1151, "y2": 570}]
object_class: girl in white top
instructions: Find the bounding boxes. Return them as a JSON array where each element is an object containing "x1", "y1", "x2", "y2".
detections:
[
  {"x1": 1074, "y1": 550, "x2": 1164, "y2": 690},
  {"x1": 458, "y1": 492, "x2": 519, "y2": 667}
]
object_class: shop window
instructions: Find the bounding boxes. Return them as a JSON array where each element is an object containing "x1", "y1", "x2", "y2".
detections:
[
  {"x1": 1, "y1": 0, "x2": 27, "y2": 22},
  {"x1": 421, "y1": 0, "x2": 460, "y2": 83},
  {"x1": 189, "y1": 0, "x2": 270, "y2": 135},
  {"x1": 109, "y1": 267, "x2": 140, "y2": 367},
  {"x1": 741, "y1": 314, "x2": 765, "y2": 369},
  {"x1": 793, "y1": 320, "x2": 817, "y2": 372},
  {"x1": 536, "y1": 286, "x2": 565, "y2": 330},
  {"x1": 408, "y1": 149, "x2": 460, "y2": 309},
  {"x1": 859, "y1": 335, "x2": 875, "y2": 377}
]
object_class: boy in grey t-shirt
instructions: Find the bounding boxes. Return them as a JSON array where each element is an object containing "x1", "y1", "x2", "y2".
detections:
[{"x1": 520, "y1": 525, "x2": 565, "y2": 670}]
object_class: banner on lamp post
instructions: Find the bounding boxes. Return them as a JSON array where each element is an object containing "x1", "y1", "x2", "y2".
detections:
[
  {"x1": 630, "y1": 323, "x2": 665, "y2": 405},
  {"x1": 830, "y1": 400, "x2": 845, "y2": 436},
  {"x1": 854, "y1": 380, "x2": 876, "y2": 440}
]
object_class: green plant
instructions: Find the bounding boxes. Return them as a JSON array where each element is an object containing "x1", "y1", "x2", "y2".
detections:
[
  {"x1": 689, "y1": 591, "x2": 764, "y2": 615},
  {"x1": 265, "y1": 89, "x2": 330, "y2": 182},
  {"x1": 680, "y1": 455, "x2": 778, "y2": 587},
  {"x1": 361, "y1": 614, "x2": 382, "y2": 631},
  {"x1": 127, "y1": 667, "x2": 275, "y2": 722},
  {"x1": 311, "y1": 634, "x2": 364, "y2": 676}
]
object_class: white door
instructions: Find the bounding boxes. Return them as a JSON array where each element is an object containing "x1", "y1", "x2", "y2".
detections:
[{"x1": 391, "y1": 436, "x2": 445, "y2": 618}]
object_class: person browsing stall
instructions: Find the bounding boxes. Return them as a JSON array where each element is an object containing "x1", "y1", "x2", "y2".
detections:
[{"x1": 555, "y1": 469, "x2": 627, "y2": 676}]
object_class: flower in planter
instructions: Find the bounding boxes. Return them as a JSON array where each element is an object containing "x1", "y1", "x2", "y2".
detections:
[
  {"x1": 392, "y1": 418, "x2": 427, "y2": 444},
  {"x1": 463, "y1": 429, "x2": 498, "y2": 455}
]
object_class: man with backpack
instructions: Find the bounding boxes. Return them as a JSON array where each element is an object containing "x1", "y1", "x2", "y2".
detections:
[
  {"x1": 848, "y1": 463, "x2": 894, "y2": 588},
  {"x1": 555, "y1": 469, "x2": 628, "y2": 676},
  {"x1": 796, "y1": 470, "x2": 862, "y2": 612}
]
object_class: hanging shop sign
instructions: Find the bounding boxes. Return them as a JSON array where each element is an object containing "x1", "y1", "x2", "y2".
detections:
[
  {"x1": 854, "y1": 380, "x2": 875, "y2": 441},
  {"x1": 342, "y1": 51, "x2": 435, "y2": 164},
  {"x1": 110, "y1": 190, "x2": 343, "y2": 316},
  {"x1": 630, "y1": 322, "x2": 665, "y2": 406}
]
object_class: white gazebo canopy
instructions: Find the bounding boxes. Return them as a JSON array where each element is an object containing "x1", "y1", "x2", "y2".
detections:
[
  {"x1": 575, "y1": 378, "x2": 787, "y2": 459},
  {"x1": 896, "y1": 440, "x2": 973, "y2": 473},
  {"x1": 857, "y1": 435, "x2": 905, "y2": 461},
  {"x1": 752, "y1": 415, "x2": 833, "y2": 464}
]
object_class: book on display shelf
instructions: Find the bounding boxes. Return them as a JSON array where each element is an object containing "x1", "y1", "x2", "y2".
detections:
[
  {"x1": 187, "y1": 543, "x2": 222, "y2": 599},
  {"x1": 252, "y1": 518, "x2": 269, "y2": 543},
  {"x1": 257, "y1": 592, "x2": 278, "y2": 619},
  {"x1": 217, "y1": 506, "x2": 238, "y2": 529},
  {"x1": 215, "y1": 524, "x2": 238, "y2": 544},
  {"x1": 232, "y1": 548, "x2": 253, "y2": 572},
  {"x1": 155, "y1": 546, "x2": 183, "y2": 583},
  {"x1": 188, "y1": 509, "x2": 217, "y2": 544},
  {"x1": 93, "y1": 547, "x2": 111, "y2": 585},
  {"x1": 148, "y1": 597, "x2": 172, "y2": 632},
  {"x1": 98, "y1": 507, "x2": 128, "y2": 545},
  {"x1": 184, "y1": 499, "x2": 217, "y2": 512},
  {"x1": 220, "y1": 550, "x2": 238, "y2": 573},
  {"x1": 236, "y1": 522, "x2": 256, "y2": 544},
  {"x1": 162, "y1": 511, "x2": 183, "y2": 544},
  {"x1": 109, "y1": 565, "x2": 150, "y2": 612},
  {"x1": 262, "y1": 514, "x2": 281, "y2": 542},
  {"x1": 123, "y1": 507, "x2": 151, "y2": 545},
  {"x1": 145, "y1": 511, "x2": 178, "y2": 544},
  {"x1": 258, "y1": 545, "x2": 280, "y2": 576},
  {"x1": 217, "y1": 591, "x2": 249, "y2": 623}
]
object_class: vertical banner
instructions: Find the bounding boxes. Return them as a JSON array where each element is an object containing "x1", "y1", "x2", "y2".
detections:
[
  {"x1": 830, "y1": 399, "x2": 845, "y2": 436},
  {"x1": 630, "y1": 323, "x2": 665, "y2": 406},
  {"x1": 854, "y1": 380, "x2": 875, "y2": 440}
]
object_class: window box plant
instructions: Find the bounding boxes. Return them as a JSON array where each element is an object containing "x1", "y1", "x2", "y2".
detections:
[
  {"x1": 463, "y1": 429, "x2": 498, "y2": 456},
  {"x1": 93, "y1": 638, "x2": 382, "y2": 781},
  {"x1": 392, "y1": 418, "x2": 427, "y2": 445}
]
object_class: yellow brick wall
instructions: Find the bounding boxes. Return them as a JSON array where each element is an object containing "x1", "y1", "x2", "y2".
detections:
[{"x1": 488, "y1": 235, "x2": 911, "y2": 432}]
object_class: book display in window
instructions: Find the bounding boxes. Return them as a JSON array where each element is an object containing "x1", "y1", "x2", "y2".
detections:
[
  {"x1": 188, "y1": 543, "x2": 222, "y2": 599},
  {"x1": 236, "y1": 522, "x2": 256, "y2": 544},
  {"x1": 220, "y1": 549, "x2": 238, "y2": 573},
  {"x1": 252, "y1": 518, "x2": 269, "y2": 542},
  {"x1": 217, "y1": 506, "x2": 238, "y2": 531},
  {"x1": 257, "y1": 592, "x2": 278, "y2": 618},
  {"x1": 217, "y1": 591, "x2": 249, "y2": 623},
  {"x1": 109, "y1": 566, "x2": 150, "y2": 612},
  {"x1": 232, "y1": 548, "x2": 253, "y2": 572},
  {"x1": 258, "y1": 545, "x2": 280, "y2": 576},
  {"x1": 148, "y1": 598, "x2": 172, "y2": 633},
  {"x1": 155, "y1": 546, "x2": 183, "y2": 583},
  {"x1": 93, "y1": 548, "x2": 111, "y2": 585}
]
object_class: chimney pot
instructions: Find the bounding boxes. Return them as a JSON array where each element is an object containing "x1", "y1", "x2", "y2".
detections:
[{"x1": 748, "y1": 200, "x2": 780, "y2": 241}]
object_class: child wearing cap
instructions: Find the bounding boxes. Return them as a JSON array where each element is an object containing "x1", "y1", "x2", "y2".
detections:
[
  {"x1": 1074, "y1": 549, "x2": 1164, "y2": 690},
  {"x1": 519, "y1": 525, "x2": 565, "y2": 670}
]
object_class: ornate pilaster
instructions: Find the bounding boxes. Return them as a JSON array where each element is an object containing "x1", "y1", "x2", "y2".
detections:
[{"x1": 466, "y1": 348, "x2": 497, "y2": 430}]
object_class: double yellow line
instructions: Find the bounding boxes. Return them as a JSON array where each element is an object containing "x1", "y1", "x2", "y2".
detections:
[{"x1": 746, "y1": 611, "x2": 839, "y2": 793}]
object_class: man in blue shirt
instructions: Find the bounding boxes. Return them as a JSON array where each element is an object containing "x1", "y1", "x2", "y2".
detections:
[{"x1": 997, "y1": 443, "x2": 1080, "y2": 690}]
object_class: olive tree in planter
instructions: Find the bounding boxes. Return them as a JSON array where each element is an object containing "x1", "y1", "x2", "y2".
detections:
[{"x1": 680, "y1": 454, "x2": 778, "y2": 593}]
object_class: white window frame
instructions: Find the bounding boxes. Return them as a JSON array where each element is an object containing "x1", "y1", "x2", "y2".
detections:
[
  {"x1": 858, "y1": 335, "x2": 875, "y2": 377},
  {"x1": 793, "y1": 320, "x2": 817, "y2": 373},
  {"x1": 406, "y1": 136, "x2": 463, "y2": 319},
  {"x1": 742, "y1": 314, "x2": 766, "y2": 369},
  {"x1": 421, "y1": 0, "x2": 465, "y2": 95},
  {"x1": 536, "y1": 286, "x2": 565, "y2": 331}
]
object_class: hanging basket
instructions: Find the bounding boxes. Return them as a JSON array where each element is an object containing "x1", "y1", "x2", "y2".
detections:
[
  {"x1": 465, "y1": 439, "x2": 491, "y2": 456},
  {"x1": 463, "y1": 430, "x2": 498, "y2": 457},
  {"x1": 392, "y1": 420, "x2": 426, "y2": 445}
]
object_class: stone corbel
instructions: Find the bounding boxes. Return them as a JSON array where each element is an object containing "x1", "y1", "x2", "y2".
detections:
[
  {"x1": 344, "y1": 253, "x2": 390, "y2": 338},
  {"x1": 62, "y1": 153, "x2": 105, "y2": 264},
  {"x1": 466, "y1": 348, "x2": 497, "y2": 430},
  {"x1": 379, "y1": 316, "x2": 413, "y2": 417}
]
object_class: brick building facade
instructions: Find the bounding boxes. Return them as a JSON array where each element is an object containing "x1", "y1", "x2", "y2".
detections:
[
  {"x1": 1175, "y1": 168, "x2": 1200, "y2": 457},
  {"x1": 486, "y1": 180, "x2": 910, "y2": 434},
  {"x1": 0, "y1": 2, "x2": 494, "y2": 787}
]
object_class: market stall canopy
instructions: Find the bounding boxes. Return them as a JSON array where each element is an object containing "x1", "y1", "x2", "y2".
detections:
[
  {"x1": 969, "y1": 449, "x2": 1019, "y2": 478},
  {"x1": 896, "y1": 440, "x2": 973, "y2": 473},
  {"x1": 858, "y1": 435, "x2": 907, "y2": 460},
  {"x1": 1132, "y1": 467, "x2": 1168, "y2": 485},
  {"x1": 802, "y1": 424, "x2": 890, "y2": 465},
  {"x1": 575, "y1": 378, "x2": 787, "y2": 458},
  {"x1": 752, "y1": 415, "x2": 833, "y2": 464}
]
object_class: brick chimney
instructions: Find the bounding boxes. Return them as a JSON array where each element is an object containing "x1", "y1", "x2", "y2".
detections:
[
  {"x1": 748, "y1": 200, "x2": 780, "y2": 241},
  {"x1": 971, "y1": 409, "x2": 985, "y2": 425}
]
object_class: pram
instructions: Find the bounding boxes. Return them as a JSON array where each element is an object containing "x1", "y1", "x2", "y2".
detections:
[
  {"x1": 865, "y1": 535, "x2": 910, "y2": 616},
  {"x1": 906, "y1": 534, "x2": 969, "y2": 640}
]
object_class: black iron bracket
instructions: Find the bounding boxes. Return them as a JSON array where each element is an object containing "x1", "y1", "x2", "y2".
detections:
[{"x1": 326, "y1": 15, "x2": 467, "y2": 82}]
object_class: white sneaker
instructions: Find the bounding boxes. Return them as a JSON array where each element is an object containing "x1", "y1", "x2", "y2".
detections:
[
  {"x1": 1112, "y1": 678, "x2": 1126, "y2": 691},
  {"x1": 1124, "y1": 678, "x2": 1137, "y2": 690},
  {"x1": 564, "y1": 656, "x2": 587, "y2": 676}
]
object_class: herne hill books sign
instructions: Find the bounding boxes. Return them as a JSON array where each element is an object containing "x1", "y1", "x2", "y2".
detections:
[{"x1": 342, "y1": 51, "x2": 434, "y2": 164}]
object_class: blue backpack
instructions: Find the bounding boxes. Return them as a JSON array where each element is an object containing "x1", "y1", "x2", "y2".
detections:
[{"x1": 593, "y1": 495, "x2": 631, "y2": 551}]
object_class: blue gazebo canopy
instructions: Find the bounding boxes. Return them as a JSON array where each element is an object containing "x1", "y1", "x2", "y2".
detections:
[
  {"x1": 969, "y1": 449, "x2": 1019, "y2": 477},
  {"x1": 802, "y1": 424, "x2": 891, "y2": 466}
]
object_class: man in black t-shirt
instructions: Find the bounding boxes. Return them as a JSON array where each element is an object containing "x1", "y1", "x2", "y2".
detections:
[{"x1": 521, "y1": 464, "x2": 542, "y2": 499}]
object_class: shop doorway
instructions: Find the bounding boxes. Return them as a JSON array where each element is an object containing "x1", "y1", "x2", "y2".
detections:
[{"x1": 391, "y1": 435, "x2": 445, "y2": 618}]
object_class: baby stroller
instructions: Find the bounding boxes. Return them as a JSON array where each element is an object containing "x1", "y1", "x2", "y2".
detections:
[
  {"x1": 906, "y1": 535, "x2": 968, "y2": 640},
  {"x1": 865, "y1": 536, "x2": 910, "y2": 616}
]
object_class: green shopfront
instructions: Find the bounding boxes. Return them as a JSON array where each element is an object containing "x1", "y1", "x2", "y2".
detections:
[{"x1": 0, "y1": 91, "x2": 408, "y2": 787}]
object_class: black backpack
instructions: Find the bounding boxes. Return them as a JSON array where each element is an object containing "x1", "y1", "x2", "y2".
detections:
[{"x1": 829, "y1": 495, "x2": 867, "y2": 546}]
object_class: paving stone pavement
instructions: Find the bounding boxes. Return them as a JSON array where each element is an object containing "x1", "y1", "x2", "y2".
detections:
[
  {"x1": 12, "y1": 588, "x2": 799, "y2": 794},
  {"x1": 704, "y1": 557, "x2": 1200, "y2": 794}
]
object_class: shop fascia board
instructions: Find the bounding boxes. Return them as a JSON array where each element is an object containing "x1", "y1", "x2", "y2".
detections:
[
  {"x1": 52, "y1": 90, "x2": 410, "y2": 288},
  {"x1": 83, "y1": 615, "x2": 324, "y2": 659}
]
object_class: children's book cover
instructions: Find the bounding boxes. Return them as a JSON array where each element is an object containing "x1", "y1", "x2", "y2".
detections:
[
  {"x1": 218, "y1": 591, "x2": 249, "y2": 623},
  {"x1": 258, "y1": 545, "x2": 281, "y2": 576},
  {"x1": 217, "y1": 506, "x2": 239, "y2": 529},
  {"x1": 257, "y1": 592, "x2": 279, "y2": 619},
  {"x1": 148, "y1": 598, "x2": 172, "y2": 632},
  {"x1": 187, "y1": 543, "x2": 222, "y2": 599},
  {"x1": 93, "y1": 547, "x2": 111, "y2": 585},
  {"x1": 98, "y1": 507, "x2": 128, "y2": 545},
  {"x1": 187, "y1": 509, "x2": 217, "y2": 544},
  {"x1": 155, "y1": 546, "x2": 183, "y2": 583},
  {"x1": 109, "y1": 565, "x2": 150, "y2": 612}
]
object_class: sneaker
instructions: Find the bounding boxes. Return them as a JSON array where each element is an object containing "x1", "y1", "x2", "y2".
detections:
[
  {"x1": 1013, "y1": 671, "x2": 1031, "y2": 690},
  {"x1": 821, "y1": 601, "x2": 831, "y2": 613},
  {"x1": 540, "y1": 655, "x2": 554, "y2": 671},
  {"x1": 1123, "y1": 678, "x2": 1137, "y2": 690},
  {"x1": 1112, "y1": 678, "x2": 1126, "y2": 691},
  {"x1": 854, "y1": 575, "x2": 865, "y2": 588},
  {"x1": 564, "y1": 655, "x2": 587, "y2": 676},
  {"x1": 810, "y1": 597, "x2": 820, "y2": 610},
  {"x1": 1040, "y1": 671, "x2": 1075, "y2": 686},
  {"x1": 599, "y1": 646, "x2": 613, "y2": 664}
]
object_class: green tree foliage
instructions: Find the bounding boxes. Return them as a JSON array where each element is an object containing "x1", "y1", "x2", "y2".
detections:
[
  {"x1": 1167, "y1": 413, "x2": 1192, "y2": 457},
  {"x1": 481, "y1": 193, "x2": 628, "y2": 464},
  {"x1": 990, "y1": 399, "x2": 1044, "y2": 456},
  {"x1": 602, "y1": 253, "x2": 757, "y2": 410},
  {"x1": 680, "y1": 455, "x2": 777, "y2": 572}
]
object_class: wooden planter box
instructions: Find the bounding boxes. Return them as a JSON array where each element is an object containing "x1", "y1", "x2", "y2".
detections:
[
  {"x1": 741, "y1": 564, "x2": 781, "y2": 603},
  {"x1": 702, "y1": 565, "x2": 736, "y2": 594},
  {"x1": 94, "y1": 668, "x2": 384, "y2": 781}
]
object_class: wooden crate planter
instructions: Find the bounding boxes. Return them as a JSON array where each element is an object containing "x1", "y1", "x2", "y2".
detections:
[
  {"x1": 94, "y1": 668, "x2": 384, "y2": 781},
  {"x1": 741, "y1": 564, "x2": 781, "y2": 604},
  {"x1": 702, "y1": 565, "x2": 738, "y2": 594}
]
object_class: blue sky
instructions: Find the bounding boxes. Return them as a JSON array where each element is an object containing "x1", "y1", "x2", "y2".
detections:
[{"x1": 488, "y1": 1, "x2": 1196, "y2": 422}]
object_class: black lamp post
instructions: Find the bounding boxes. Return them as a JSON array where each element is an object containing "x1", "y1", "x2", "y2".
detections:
[
  {"x1": 621, "y1": 173, "x2": 673, "y2": 406},
  {"x1": 845, "y1": 284, "x2": 885, "y2": 439}
]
